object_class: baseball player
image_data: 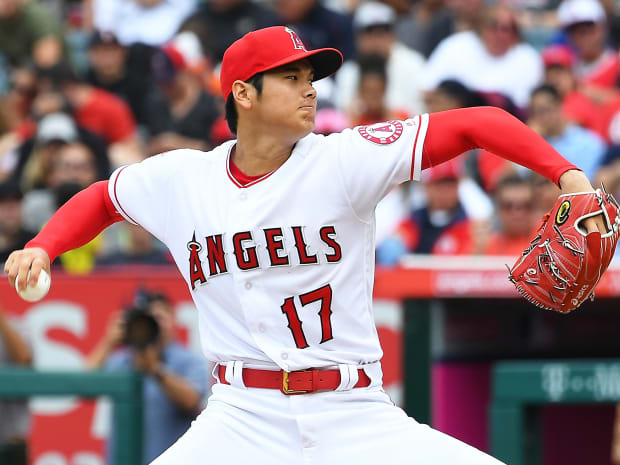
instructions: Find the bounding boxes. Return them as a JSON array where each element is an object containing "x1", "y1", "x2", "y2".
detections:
[{"x1": 4, "y1": 26, "x2": 607, "y2": 464}]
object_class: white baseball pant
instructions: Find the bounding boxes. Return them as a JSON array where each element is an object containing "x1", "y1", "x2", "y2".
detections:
[{"x1": 151, "y1": 363, "x2": 506, "y2": 465}]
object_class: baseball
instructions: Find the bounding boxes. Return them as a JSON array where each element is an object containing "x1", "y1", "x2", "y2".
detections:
[{"x1": 15, "y1": 269, "x2": 51, "y2": 302}]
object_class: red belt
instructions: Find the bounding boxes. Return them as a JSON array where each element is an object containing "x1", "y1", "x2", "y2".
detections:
[{"x1": 217, "y1": 365, "x2": 371, "y2": 395}]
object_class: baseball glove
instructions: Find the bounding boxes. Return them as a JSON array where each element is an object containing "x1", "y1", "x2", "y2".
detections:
[{"x1": 508, "y1": 186, "x2": 620, "y2": 313}]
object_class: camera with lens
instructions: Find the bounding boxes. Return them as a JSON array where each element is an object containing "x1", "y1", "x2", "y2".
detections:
[{"x1": 123, "y1": 306, "x2": 160, "y2": 350}]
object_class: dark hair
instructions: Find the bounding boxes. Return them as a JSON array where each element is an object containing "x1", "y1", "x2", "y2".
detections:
[
  {"x1": 494, "y1": 174, "x2": 532, "y2": 196},
  {"x1": 436, "y1": 80, "x2": 486, "y2": 108},
  {"x1": 0, "y1": 180, "x2": 23, "y2": 201},
  {"x1": 37, "y1": 61, "x2": 82, "y2": 89},
  {"x1": 357, "y1": 53, "x2": 387, "y2": 81},
  {"x1": 531, "y1": 84, "x2": 562, "y2": 104},
  {"x1": 145, "y1": 291, "x2": 171, "y2": 308},
  {"x1": 225, "y1": 73, "x2": 264, "y2": 135}
]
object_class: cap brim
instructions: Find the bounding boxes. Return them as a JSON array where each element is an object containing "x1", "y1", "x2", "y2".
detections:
[{"x1": 257, "y1": 48, "x2": 343, "y2": 82}]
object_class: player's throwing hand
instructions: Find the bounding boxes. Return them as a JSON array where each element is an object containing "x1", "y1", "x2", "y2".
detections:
[{"x1": 4, "y1": 247, "x2": 51, "y2": 294}]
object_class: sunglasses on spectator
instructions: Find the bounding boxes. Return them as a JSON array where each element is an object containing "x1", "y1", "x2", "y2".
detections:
[
  {"x1": 499, "y1": 200, "x2": 533, "y2": 211},
  {"x1": 360, "y1": 24, "x2": 392, "y2": 34}
]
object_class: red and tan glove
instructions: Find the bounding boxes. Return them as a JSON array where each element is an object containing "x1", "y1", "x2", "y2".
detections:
[{"x1": 509, "y1": 186, "x2": 620, "y2": 313}]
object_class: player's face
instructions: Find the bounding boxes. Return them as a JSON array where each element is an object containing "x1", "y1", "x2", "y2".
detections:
[{"x1": 255, "y1": 60, "x2": 317, "y2": 141}]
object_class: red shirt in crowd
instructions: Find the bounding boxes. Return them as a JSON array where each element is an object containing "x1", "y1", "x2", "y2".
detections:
[{"x1": 74, "y1": 88, "x2": 136, "y2": 144}]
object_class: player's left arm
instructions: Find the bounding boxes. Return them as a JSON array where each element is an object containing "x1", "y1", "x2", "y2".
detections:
[{"x1": 424, "y1": 106, "x2": 604, "y2": 233}]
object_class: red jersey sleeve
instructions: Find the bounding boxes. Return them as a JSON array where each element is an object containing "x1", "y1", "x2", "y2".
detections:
[
  {"x1": 26, "y1": 181, "x2": 123, "y2": 262},
  {"x1": 422, "y1": 107, "x2": 578, "y2": 187}
]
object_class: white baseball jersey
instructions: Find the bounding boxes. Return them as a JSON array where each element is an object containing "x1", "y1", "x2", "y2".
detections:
[{"x1": 108, "y1": 115, "x2": 429, "y2": 372}]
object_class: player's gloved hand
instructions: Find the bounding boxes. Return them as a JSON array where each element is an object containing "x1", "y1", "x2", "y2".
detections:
[
  {"x1": 508, "y1": 172, "x2": 620, "y2": 313},
  {"x1": 3, "y1": 248, "x2": 51, "y2": 293},
  {"x1": 559, "y1": 170, "x2": 607, "y2": 233}
]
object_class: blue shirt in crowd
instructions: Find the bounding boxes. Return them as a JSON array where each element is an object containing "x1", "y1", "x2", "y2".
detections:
[
  {"x1": 105, "y1": 343, "x2": 208, "y2": 464},
  {"x1": 547, "y1": 123, "x2": 607, "y2": 181}
]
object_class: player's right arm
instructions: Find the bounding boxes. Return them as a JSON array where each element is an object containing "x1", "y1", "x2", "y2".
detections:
[{"x1": 3, "y1": 180, "x2": 123, "y2": 292}]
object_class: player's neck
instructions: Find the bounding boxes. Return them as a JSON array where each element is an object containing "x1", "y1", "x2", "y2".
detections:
[{"x1": 232, "y1": 133, "x2": 296, "y2": 177}]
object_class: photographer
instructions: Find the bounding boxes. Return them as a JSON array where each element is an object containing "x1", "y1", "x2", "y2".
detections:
[{"x1": 86, "y1": 292, "x2": 208, "y2": 464}]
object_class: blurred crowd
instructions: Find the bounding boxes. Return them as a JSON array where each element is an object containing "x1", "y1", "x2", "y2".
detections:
[{"x1": 2, "y1": 0, "x2": 620, "y2": 270}]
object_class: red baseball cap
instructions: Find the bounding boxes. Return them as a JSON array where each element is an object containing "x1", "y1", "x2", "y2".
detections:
[
  {"x1": 541, "y1": 45, "x2": 575, "y2": 69},
  {"x1": 220, "y1": 26, "x2": 343, "y2": 100}
]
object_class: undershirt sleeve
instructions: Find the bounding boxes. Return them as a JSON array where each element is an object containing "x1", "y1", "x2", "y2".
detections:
[
  {"x1": 26, "y1": 181, "x2": 123, "y2": 262},
  {"x1": 422, "y1": 107, "x2": 578, "y2": 186}
]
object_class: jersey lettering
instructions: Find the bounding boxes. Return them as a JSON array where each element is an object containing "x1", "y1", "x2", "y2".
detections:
[
  {"x1": 292, "y1": 226, "x2": 319, "y2": 264},
  {"x1": 206, "y1": 234, "x2": 227, "y2": 276},
  {"x1": 187, "y1": 232, "x2": 207, "y2": 289},
  {"x1": 186, "y1": 226, "x2": 343, "y2": 289},
  {"x1": 319, "y1": 226, "x2": 342, "y2": 263},
  {"x1": 233, "y1": 231, "x2": 260, "y2": 270},
  {"x1": 264, "y1": 228, "x2": 289, "y2": 266}
]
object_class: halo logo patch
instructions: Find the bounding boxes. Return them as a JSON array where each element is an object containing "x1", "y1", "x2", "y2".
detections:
[
  {"x1": 358, "y1": 120, "x2": 404, "y2": 145},
  {"x1": 555, "y1": 200, "x2": 571, "y2": 225}
]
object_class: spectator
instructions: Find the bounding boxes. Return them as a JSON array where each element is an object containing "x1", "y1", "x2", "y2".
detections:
[
  {"x1": 0, "y1": 182, "x2": 35, "y2": 264},
  {"x1": 86, "y1": 291, "x2": 208, "y2": 465},
  {"x1": 0, "y1": 101, "x2": 21, "y2": 183},
  {"x1": 529, "y1": 171, "x2": 561, "y2": 217},
  {"x1": 143, "y1": 32, "x2": 220, "y2": 154},
  {"x1": 276, "y1": 0, "x2": 355, "y2": 61},
  {"x1": 376, "y1": 159, "x2": 474, "y2": 264},
  {"x1": 541, "y1": 44, "x2": 620, "y2": 145},
  {"x1": 180, "y1": 0, "x2": 279, "y2": 62},
  {"x1": 43, "y1": 63, "x2": 143, "y2": 167},
  {"x1": 347, "y1": 54, "x2": 410, "y2": 126},
  {"x1": 85, "y1": 31, "x2": 155, "y2": 126},
  {"x1": 395, "y1": 0, "x2": 455, "y2": 58},
  {"x1": 557, "y1": 0, "x2": 620, "y2": 90},
  {"x1": 90, "y1": 0, "x2": 198, "y2": 47},
  {"x1": 528, "y1": 84, "x2": 606, "y2": 180},
  {"x1": 421, "y1": 4, "x2": 542, "y2": 108},
  {"x1": 22, "y1": 140, "x2": 106, "y2": 274},
  {"x1": 483, "y1": 175, "x2": 537, "y2": 255},
  {"x1": 3, "y1": 65, "x2": 39, "y2": 140},
  {"x1": 0, "y1": 302, "x2": 31, "y2": 465},
  {"x1": 96, "y1": 224, "x2": 171, "y2": 266},
  {"x1": 334, "y1": 1, "x2": 426, "y2": 115},
  {"x1": 0, "y1": 0, "x2": 64, "y2": 69},
  {"x1": 542, "y1": 45, "x2": 598, "y2": 127},
  {"x1": 11, "y1": 112, "x2": 109, "y2": 196}
]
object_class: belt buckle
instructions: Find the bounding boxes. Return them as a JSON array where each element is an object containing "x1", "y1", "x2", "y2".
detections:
[{"x1": 281, "y1": 370, "x2": 311, "y2": 395}]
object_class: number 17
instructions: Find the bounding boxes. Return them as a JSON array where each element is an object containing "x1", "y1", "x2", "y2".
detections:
[{"x1": 280, "y1": 284, "x2": 334, "y2": 349}]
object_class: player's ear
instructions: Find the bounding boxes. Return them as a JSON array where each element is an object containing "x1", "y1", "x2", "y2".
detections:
[{"x1": 232, "y1": 81, "x2": 253, "y2": 111}]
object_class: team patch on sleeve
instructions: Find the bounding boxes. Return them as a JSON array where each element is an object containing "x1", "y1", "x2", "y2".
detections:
[{"x1": 357, "y1": 120, "x2": 404, "y2": 145}]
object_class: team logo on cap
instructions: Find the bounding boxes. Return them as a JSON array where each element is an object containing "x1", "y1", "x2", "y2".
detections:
[
  {"x1": 285, "y1": 27, "x2": 307, "y2": 51},
  {"x1": 358, "y1": 121, "x2": 404, "y2": 145}
]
